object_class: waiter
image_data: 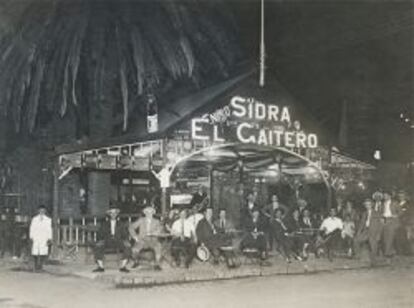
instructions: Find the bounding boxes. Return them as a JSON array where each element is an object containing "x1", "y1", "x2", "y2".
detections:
[{"x1": 29, "y1": 205, "x2": 52, "y2": 272}]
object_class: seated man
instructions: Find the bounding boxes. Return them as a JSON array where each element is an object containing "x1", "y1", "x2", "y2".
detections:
[
  {"x1": 273, "y1": 208, "x2": 301, "y2": 262},
  {"x1": 262, "y1": 194, "x2": 288, "y2": 220},
  {"x1": 196, "y1": 208, "x2": 235, "y2": 267},
  {"x1": 170, "y1": 209, "x2": 196, "y2": 268},
  {"x1": 240, "y1": 207, "x2": 268, "y2": 260},
  {"x1": 317, "y1": 207, "x2": 344, "y2": 260},
  {"x1": 93, "y1": 206, "x2": 130, "y2": 273},
  {"x1": 300, "y1": 208, "x2": 318, "y2": 257},
  {"x1": 214, "y1": 208, "x2": 236, "y2": 234},
  {"x1": 129, "y1": 206, "x2": 163, "y2": 270}
]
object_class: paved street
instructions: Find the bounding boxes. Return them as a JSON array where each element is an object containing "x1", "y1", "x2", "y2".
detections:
[{"x1": 1, "y1": 263, "x2": 413, "y2": 308}]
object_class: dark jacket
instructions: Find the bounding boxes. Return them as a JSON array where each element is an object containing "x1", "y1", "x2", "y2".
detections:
[
  {"x1": 214, "y1": 218, "x2": 235, "y2": 234},
  {"x1": 196, "y1": 218, "x2": 217, "y2": 244},
  {"x1": 285, "y1": 217, "x2": 301, "y2": 233},
  {"x1": 300, "y1": 216, "x2": 316, "y2": 229},
  {"x1": 243, "y1": 215, "x2": 267, "y2": 234},
  {"x1": 272, "y1": 218, "x2": 290, "y2": 242},
  {"x1": 97, "y1": 219, "x2": 129, "y2": 242}
]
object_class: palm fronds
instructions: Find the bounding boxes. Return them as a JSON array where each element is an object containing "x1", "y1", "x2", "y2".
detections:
[{"x1": 0, "y1": 0, "x2": 243, "y2": 136}]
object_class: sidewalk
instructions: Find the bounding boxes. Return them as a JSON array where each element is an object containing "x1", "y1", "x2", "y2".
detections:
[{"x1": 3, "y1": 252, "x2": 412, "y2": 288}]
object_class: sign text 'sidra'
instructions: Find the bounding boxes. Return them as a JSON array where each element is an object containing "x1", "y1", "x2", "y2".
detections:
[{"x1": 191, "y1": 96, "x2": 318, "y2": 148}]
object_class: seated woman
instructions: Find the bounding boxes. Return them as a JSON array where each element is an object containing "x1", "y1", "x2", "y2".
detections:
[
  {"x1": 196, "y1": 208, "x2": 236, "y2": 267},
  {"x1": 240, "y1": 207, "x2": 268, "y2": 260}
]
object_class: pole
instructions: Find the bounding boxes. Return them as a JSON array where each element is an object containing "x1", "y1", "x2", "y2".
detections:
[
  {"x1": 259, "y1": 0, "x2": 266, "y2": 87},
  {"x1": 327, "y1": 146, "x2": 333, "y2": 211},
  {"x1": 51, "y1": 161, "x2": 60, "y2": 257}
]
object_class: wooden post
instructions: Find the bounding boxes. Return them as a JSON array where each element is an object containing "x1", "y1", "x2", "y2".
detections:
[
  {"x1": 161, "y1": 188, "x2": 167, "y2": 216},
  {"x1": 81, "y1": 217, "x2": 86, "y2": 244},
  {"x1": 69, "y1": 217, "x2": 74, "y2": 243},
  {"x1": 327, "y1": 146, "x2": 333, "y2": 211},
  {"x1": 209, "y1": 167, "x2": 214, "y2": 210},
  {"x1": 51, "y1": 162, "x2": 60, "y2": 257}
]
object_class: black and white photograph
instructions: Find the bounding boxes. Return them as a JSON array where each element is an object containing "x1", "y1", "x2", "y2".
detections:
[{"x1": 0, "y1": 0, "x2": 413, "y2": 307}]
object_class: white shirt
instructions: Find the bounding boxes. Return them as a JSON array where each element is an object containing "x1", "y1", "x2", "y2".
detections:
[
  {"x1": 320, "y1": 217, "x2": 343, "y2": 235},
  {"x1": 247, "y1": 202, "x2": 255, "y2": 210},
  {"x1": 171, "y1": 218, "x2": 194, "y2": 239},
  {"x1": 366, "y1": 209, "x2": 372, "y2": 227},
  {"x1": 110, "y1": 219, "x2": 116, "y2": 236},
  {"x1": 153, "y1": 166, "x2": 173, "y2": 188},
  {"x1": 383, "y1": 200, "x2": 392, "y2": 218}
]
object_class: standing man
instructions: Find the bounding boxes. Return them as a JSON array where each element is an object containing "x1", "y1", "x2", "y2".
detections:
[
  {"x1": 92, "y1": 205, "x2": 130, "y2": 273},
  {"x1": 355, "y1": 198, "x2": 384, "y2": 265},
  {"x1": 382, "y1": 191, "x2": 400, "y2": 260},
  {"x1": 262, "y1": 194, "x2": 288, "y2": 220},
  {"x1": 129, "y1": 206, "x2": 163, "y2": 270},
  {"x1": 29, "y1": 205, "x2": 52, "y2": 272},
  {"x1": 396, "y1": 190, "x2": 412, "y2": 255},
  {"x1": 190, "y1": 185, "x2": 208, "y2": 212}
]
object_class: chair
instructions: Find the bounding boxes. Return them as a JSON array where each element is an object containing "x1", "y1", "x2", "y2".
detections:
[{"x1": 241, "y1": 248, "x2": 261, "y2": 265}]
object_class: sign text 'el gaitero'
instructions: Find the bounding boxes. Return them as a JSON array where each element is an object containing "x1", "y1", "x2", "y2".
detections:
[{"x1": 191, "y1": 96, "x2": 318, "y2": 148}]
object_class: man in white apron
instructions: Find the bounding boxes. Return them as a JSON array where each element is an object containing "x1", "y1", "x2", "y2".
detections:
[{"x1": 29, "y1": 205, "x2": 52, "y2": 272}]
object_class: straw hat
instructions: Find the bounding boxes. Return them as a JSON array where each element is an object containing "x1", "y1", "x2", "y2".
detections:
[
  {"x1": 372, "y1": 191, "x2": 383, "y2": 201},
  {"x1": 196, "y1": 245, "x2": 210, "y2": 262}
]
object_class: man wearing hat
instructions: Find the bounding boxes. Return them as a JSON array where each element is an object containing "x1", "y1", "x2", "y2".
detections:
[
  {"x1": 396, "y1": 190, "x2": 413, "y2": 255},
  {"x1": 196, "y1": 207, "x2": 237, "y2": 267},
  {"x1": 29, "y1": 205, "x2": 52, "y2": 272},
  {"x1": 93, "y1": 205, "x2": 130, "y2": 273},
  {"x1": 240, "y1": 207, "x2": 268, "y2": 260},
  {"x1": 381, "y1": 191, "x2": 401, "y2": 259},
  {"x1": 190, "y1": 185, "x2": 208, "y2": 213},
  {"x1": 170, "y1": 208, "x2": 196, "y2": 268},
  {"x1": 129, "y1": 206, "x2": 163, "y2": 270},
  {"x1": 355, "y1": 198, "x2": 383, "y2": 264}
]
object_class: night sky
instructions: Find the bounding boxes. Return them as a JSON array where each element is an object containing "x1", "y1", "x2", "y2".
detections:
[
  {"x1": 234, "y1": 1, "x2": 413, "y2": 163},
  {"x1": 0, "y1": 0, "x2": 412, "y2": 163}
]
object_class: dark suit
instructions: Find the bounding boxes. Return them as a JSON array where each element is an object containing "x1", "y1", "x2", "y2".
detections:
[
  {"x1": 396, "y1": 201, "x2": 414, "y2": 255},
  {"x1": 382, "y1": 201, "x2": 400, "y2": 257},
  {"x1": 355, "y1": 208, "x2": 383, "y2": 261},
  {"x1": 94, "y1": 219, "x2": 130, "y2": 261},
  {"x1": 190, "y1": 192, "x2": 207, "y2": 212},
  {"x1": 272, "y1": 218, "x2": 296, "y2": 258},
  {"x1": 240, "y1": 215, "x2": 267, "y2": 254},
  {"x1": 214, "y1": 218, "x2": 235, "y2": 234},
  {"x1": 196, "y1": 218, "x2": 232, "y2": 257}
]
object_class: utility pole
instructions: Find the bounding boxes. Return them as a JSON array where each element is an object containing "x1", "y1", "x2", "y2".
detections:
[{"x1": 259, "y1": 0, "x2": 266, "y2": 87}]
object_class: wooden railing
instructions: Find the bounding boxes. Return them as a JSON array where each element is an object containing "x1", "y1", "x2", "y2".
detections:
[{"x1": 56, "y1": 214, "x2": 141, "y2": 249}]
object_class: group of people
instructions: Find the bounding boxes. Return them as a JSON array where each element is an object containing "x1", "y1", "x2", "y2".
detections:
[
  {"x1": 3, "y1": 186, "x2": 413, "y2": 273},
  {"x1": 237, "y1": 188, "x2": 414, "y2": 264}
]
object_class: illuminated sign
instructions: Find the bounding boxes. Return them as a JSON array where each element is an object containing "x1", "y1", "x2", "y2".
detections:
[{"x1": 191, "y1": 96, "x2": 318, "y2": 148}]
